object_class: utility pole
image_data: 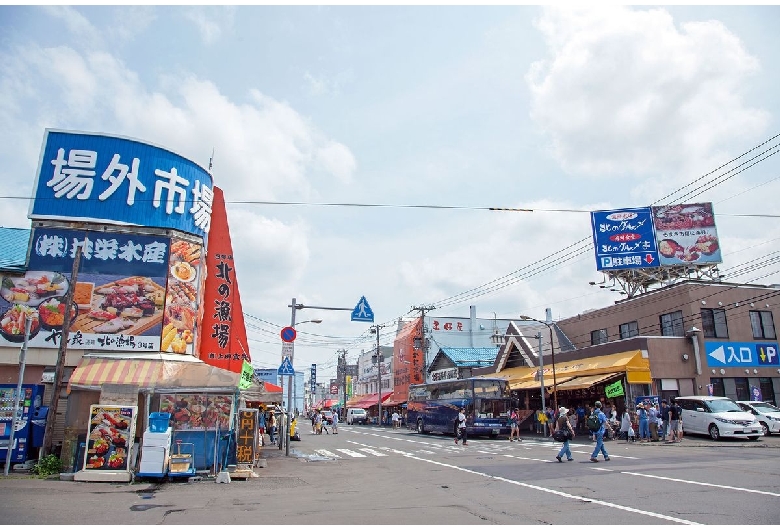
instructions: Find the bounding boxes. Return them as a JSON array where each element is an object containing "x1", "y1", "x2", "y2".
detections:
[
  {"x1": 411, "y1": 305, "x2": 435, "y2": 384},
  {"x1": 369, "y1": 325, "x2": 385, "y2": 425},
  {"x1": 42, "y1": 236, "x2": 84, "y2": 458},
  {"x1": 337, "y1": 349, "x2": 348, "y2": 412}
]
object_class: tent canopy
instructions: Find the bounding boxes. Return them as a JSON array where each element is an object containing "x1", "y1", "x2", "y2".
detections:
[{"x1": 68, "y1": 356, "x2": 241, "y2": 393}]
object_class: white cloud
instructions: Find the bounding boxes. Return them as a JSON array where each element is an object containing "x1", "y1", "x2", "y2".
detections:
[
  {"x1": 526, "y1": 6, "x2": 769, "y2": 181},
  {"x1": 183, "y1": 6, "x2": 235, "y2": 45}
]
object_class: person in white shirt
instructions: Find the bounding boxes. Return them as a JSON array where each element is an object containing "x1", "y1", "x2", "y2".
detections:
[
  {"x1": 391, "y1": 411, "x2": 400, "y2": 430},
  {"x1": 331, "y1": 410, "x2": 339, "y2": 434},
  {"x1": 455, "y1": 408, "x2": 468, "y2": 446}
]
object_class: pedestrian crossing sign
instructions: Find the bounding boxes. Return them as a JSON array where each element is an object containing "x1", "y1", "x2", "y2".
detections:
[
  {"x1": 351, "y1": 296, "x2": 374, "y2": 322},
  {"x1": 278, "y1": 356, "x2": 295, "y2": 375}
]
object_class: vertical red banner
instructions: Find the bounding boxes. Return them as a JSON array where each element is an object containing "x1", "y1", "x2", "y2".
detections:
[{"x1": 199, "y1": 186, "x2": 250, "y2": 373}]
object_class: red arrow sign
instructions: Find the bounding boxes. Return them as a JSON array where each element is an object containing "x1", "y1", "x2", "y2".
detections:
[{"x1": 645, "y1": 254, "x2": 655, "y2": 264}]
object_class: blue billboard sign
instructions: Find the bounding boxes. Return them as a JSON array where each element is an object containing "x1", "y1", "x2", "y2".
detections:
[
  {"x1": 29, "y1": 130, "x2": 213, "y2": 238},
  {"x1": 591, "y1": 207, "x2": 659, "y2": 271},
  {"x1": 705, "y1": 341, "x2": 779, "y2": 367},
  {"x1": 28, "y1": 227, "x2": 169, "y2": 277}
]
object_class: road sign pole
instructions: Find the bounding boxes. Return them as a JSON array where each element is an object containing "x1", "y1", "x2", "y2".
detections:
[{"x1": 286, "y1": 298, "x2": 296, "y2": 457}]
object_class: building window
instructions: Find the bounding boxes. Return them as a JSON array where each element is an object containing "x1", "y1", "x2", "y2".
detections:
[
  {"x1": 590, "y1": 329, "x2": 608, "y2": 345},
  {"x1": 734, "y1": 378, "x2": 749, "y2": 401},
  {"x1": 760, "y1": 378, "x2": 776, "y2": 405},
  {"x1": 619, "y1": 321, "x2": 639, "y2": 339},
  {"x1": 660, "y1": 310, "x2": 685, "y2": 337},
  {"x1": 701, "y1": 308, "x2": 729, "y2": 338},
  {"x1": 710, "y1": 378, "x2": 725, "y2": 397},
  {"x1": 750, "y1": 310, "x2": 777, "y2": 339}
]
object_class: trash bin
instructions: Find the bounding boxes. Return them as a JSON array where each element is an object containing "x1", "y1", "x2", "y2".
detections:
[
  {"x1": 31, "y1": 406, "x2": 49, "y2": 447},
  {"x1": 73, "y1": 442, "x2": 86, "y2": 472}
]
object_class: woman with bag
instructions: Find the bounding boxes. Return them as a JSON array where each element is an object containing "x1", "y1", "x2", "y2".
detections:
[{"x1": 554, "y1": 407, "x2": 575, "y2": 462}]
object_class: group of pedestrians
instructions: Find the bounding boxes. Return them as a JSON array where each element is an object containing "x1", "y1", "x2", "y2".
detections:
[{"x1": 550, "y1": 398, "x2": 686, "y2": 463}]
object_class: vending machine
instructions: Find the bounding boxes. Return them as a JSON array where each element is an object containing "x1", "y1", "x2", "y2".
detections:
[{"x1": 0, "y1": 384, "x2": 45, "y2": 464}]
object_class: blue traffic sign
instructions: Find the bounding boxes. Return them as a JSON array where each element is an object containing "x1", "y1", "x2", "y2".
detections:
[
  {"x1": 351, "y1": 296, "x2": 374, "y2": 322},
  {"x1": 278, "y1": 356, "x2": 295, "y2": 375}
]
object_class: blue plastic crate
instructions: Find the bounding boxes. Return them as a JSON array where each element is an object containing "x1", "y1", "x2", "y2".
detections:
[{"x1": 149, "y1": 412, "x2": 171, "y2": 433}]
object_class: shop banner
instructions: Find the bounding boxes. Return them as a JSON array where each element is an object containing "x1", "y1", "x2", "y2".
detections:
[
  {"x1": 83, "y1": 405, "x2": 137, "y2": 472},
  {"x1": 29, "y1": 129, "x2": 213, "y2": 238},
  {"x1": 235, "y1": 408, "x2": 258, "y2": 465},
  {"x1": 239, "y1": 361, "x2": 253, "y2": 390},
  {"x1": 199, "y1": 186, "x2": 250, "y2": 373},
  {"x1": 605, "y1": 380, "x2": 624, "y2": 398}
]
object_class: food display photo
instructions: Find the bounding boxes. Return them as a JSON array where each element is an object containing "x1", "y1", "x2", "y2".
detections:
[
  {"x1": 652, "y1": 203, "x2": 722, "y2": 266},
  {"x1": 160, "y1": 394, "x2": 233, "y2": 431},
  {"x1": 69, "y1": 274, "x2": 167, "y2": 338},
  {"x1": 162, "y1": 239, "x2": 202, "y2": 355},
  {"x1": 84, "y1": 405, "x2": 136, "y2": 472}
]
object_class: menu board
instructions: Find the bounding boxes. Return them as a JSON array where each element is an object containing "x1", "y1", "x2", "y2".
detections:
[
  {"x1": 159, "y1": 394, "x2": 233, "y2": 431},
  {"x1": 83, "y1": 405, "x2": 137, "y2": 472}
]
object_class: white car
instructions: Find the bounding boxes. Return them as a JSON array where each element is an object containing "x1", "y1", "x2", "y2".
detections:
[
  {"x1": 346, "y1": 408, "x2": 367, "y2": 425},
  {"x1": 675, "y1": 396, "x2": 762, "y2": 441},
  {"x1": 736, "y1": 401, "x2": 780, "y2": 436}
]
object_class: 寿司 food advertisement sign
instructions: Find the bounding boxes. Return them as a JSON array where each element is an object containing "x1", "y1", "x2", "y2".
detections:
[
  {"x1": 651, "y1": 203, "x2": 722, "y2": 266},
  {"x1": 159, "y1": 393, "x2": 233, "y2": 431},
  {"x1": 0, "y1": 227, "x2": 201, "y2": 353},
  {"x1": 83, "y1": 405, "x2": 137, "y2": 472},
  {"x1": 29, "y1": 129, "x2": 213, "y2": 238}
]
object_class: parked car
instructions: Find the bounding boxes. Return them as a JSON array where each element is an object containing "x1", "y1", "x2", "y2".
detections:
[
  {"x1": 322, "y1": 410, "x2": 334, "y2": 425},
  {"x1": 736, "y1": 401, "x2": 780, "y2": 436},
  {"x1": 346, "y1": 408, "x2": 367, "y2": 425},
  {"x1": 675, "y1": 396, "x2": 763, "y2": 441}
]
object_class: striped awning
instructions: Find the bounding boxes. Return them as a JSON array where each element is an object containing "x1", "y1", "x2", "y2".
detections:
[{"x1": 68, "y1": 358, "x2": 162, "y2": 390}]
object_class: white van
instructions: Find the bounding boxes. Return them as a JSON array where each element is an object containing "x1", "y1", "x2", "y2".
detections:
[
  {"x1": 675, "y1": 396, "x2": 762, "y2": 441},
  {"x1": 346, "y1": 408, "x2": 367, "y2": 425}
]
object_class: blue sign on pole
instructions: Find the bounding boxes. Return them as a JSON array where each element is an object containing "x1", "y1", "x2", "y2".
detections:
[
  {"x1": 278, "y1": 356, "x2": 295, "y2": 375},
  {"x1": 351, "y1": 296, "x2": 374, "y2": 322},
  {"x1": 591, "y1": 207, "x2": 659, "y2": 271}
]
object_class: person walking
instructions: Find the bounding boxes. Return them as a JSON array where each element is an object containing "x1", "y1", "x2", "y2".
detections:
[
  {"x1": 555, "y1": 406, "x2": 575, "y2": 462},
  {"x1": 391, "y1": 411, "x2": 400, "y2": 430},
  {"x1": 454, "y1": 407, "x2": 468, "y2": 446},
  {"x1": 331, "y1": 409, "x2": 339, "y2": 434},
  {"x1": 546, "y1": 406, "x2": 555, "y2": 438},
  {"x1": 258, "y1": 410, "x2": 266, "y2": 447},
  {"x1": 508, "y1": 408, "x2": 519, "y2": 442},
  {"x1": 589, "y1": 401, "x2": 612, "y2": 463}
]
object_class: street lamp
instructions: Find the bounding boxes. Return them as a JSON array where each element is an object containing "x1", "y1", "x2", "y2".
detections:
[
  {"x1": 370, "y1": 324, "x2": 386, "y2": 426},
  {"x1": 520, "y1": 315, "x2": 557, "y2": 412},
  {"x1": 285, "y1": 297, "x2": 322, "y2": 456}
]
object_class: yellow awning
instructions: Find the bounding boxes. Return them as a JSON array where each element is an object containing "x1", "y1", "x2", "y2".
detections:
[
  {"x1": 554, "y1": 373, "x2": 621, "y2": 391},
  {"x1": 510, "y1": 375, "x2": 576, "y2": 391},
  {"x1": 497, "y1": 350, "x2": 651, "y2": 389}
]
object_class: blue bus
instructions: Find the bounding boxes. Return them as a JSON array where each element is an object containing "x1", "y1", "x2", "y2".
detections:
[{"x1": 406, "y1": 378, "x2": 512, "y2": 438}]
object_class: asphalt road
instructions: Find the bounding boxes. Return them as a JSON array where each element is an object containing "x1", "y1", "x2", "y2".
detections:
[{"x1": 1, "y1": 425, "x2": 779, "y2": 525}]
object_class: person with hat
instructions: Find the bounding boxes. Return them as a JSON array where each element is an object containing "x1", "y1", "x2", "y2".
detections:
[
  {"x1": 589, "y1": 400, "x2": 611, "y2": 463},
  {"x1": 554, "y1": 406, "x2": 576, "y2": 462}
]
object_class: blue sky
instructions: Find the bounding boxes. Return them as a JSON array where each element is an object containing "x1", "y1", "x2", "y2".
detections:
[{"x1": 1, "y1": 5, "x2": 779, "y2": 380}]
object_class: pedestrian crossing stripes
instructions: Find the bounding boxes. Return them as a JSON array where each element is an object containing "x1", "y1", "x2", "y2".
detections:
[{"x1": 305, "y1": 438, "x2": 638, "y2": 461}]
